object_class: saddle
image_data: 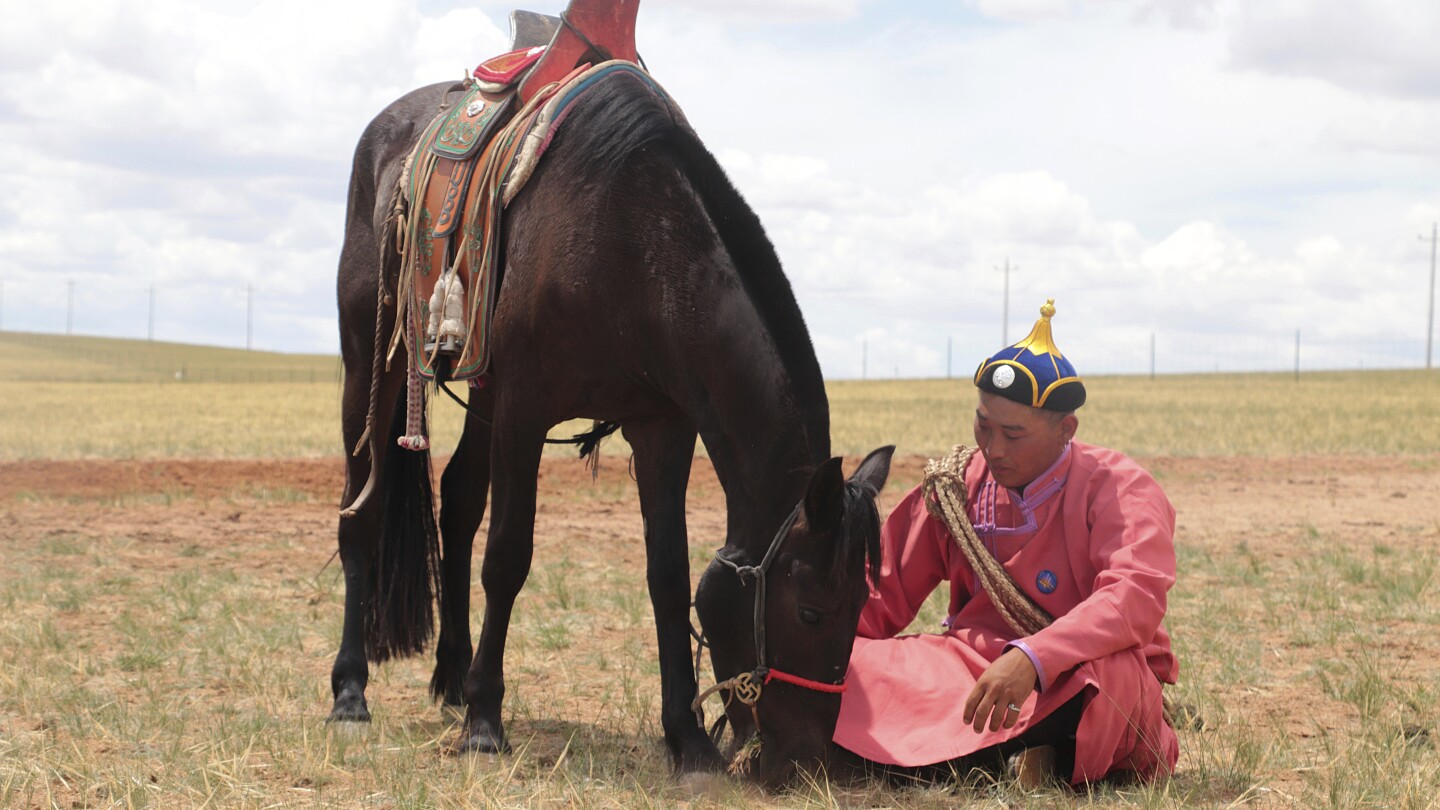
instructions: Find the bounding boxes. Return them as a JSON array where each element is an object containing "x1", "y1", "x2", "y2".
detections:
[{"x1": 390, "y1": 0, "x2": 656, "y2": 386}]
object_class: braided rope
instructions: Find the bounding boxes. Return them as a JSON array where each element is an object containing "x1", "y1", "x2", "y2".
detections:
[
  {"x1": 921, "y1": 445, "x2": 1053, "y2": 637},
  {"x1": 397, "y1": 316, "x2": 429, "y2": 451}
]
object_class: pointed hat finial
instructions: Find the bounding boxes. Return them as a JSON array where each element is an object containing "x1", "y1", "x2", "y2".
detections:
[{"x1": 1013, "y1": 298, "x2": 1062, "y2": 358}]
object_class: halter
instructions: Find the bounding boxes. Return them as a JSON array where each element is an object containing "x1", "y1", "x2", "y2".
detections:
[{"x1": 691, "y1": 500, "x2": 849, "y2": 743}]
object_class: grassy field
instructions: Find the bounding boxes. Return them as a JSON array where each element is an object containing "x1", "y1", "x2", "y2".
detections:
[
  {"x1": 2, "y1": 332, "x2": 1438, "y2": 461},
  {"x1": 0, "y1": 457, "x2": 1436, "y2": 808},
  {"x1": 2, "y1": 334, "x2": 1439, "y2": 808}
]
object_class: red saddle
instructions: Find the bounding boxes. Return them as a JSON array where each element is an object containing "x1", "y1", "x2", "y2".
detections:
[{"x1": 473, "y1": 1, "x2": 639, "y2": 102}]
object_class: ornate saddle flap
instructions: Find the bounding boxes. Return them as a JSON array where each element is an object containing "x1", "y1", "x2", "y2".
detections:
[{"x1": 427, "y1": 84, "x2": 516, "y2": 162}]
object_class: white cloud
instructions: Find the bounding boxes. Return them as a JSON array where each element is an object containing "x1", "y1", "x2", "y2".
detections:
[
  {"x1": 0, "y1": 0, "x2": 1436, "y2": 376},
  {"x1": 1132, "y1": 0, "x2": 1220, "y2": 30},
  {"x1": 653, "y1": 0, "x2": 864, "y2": 22},
  {"x1": 1225, "y1": 0, "x2": 1440, "y2": 100},
  {"x1": 968, "y1": 0, "x2": 1075, "y2": 23},
  {"x1": 1321, "y1": 105, "x2": 1440, "y2": 160}
]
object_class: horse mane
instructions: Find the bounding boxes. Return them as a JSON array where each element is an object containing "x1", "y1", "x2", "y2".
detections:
[
  {"x1": 839, "y1": 479, "x2": 883, "y2": 587},
  {"x1": 543, "y1": 72, "x2": 833, "y2": 465}
]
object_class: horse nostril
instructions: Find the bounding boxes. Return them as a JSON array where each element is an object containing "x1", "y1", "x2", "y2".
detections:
[{"x1": 799, "y1": 608, "x2": 821, "y2": 624}]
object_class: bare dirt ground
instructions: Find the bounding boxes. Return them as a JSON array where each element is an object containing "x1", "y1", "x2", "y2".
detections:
[{"x1": 3, "y1": 453, "x2": 1438, "y2": 805}]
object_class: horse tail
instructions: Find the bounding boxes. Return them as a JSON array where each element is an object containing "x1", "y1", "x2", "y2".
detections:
[{"x1": 368, "y1": 389, "x2": 443, "y2": 662}]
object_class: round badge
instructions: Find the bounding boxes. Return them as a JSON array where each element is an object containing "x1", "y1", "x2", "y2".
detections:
[
  {"x1": 466, "y1": 100, "x2": 485, "y2": 117},
  {"x1": 992, "y1": 365, "x2": 1016, "y2": 389},
  {"x1": 1035, "y1": 570, "x2": 1058, "y2": 594}
]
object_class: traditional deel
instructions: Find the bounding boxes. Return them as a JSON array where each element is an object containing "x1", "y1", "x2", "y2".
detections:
[
  {"x1": 974, "y1": 298, "x2": 1086, "y2": 412},
  {"x1": 832, "y1": 442, "x2": 1179, "y2": 783}
]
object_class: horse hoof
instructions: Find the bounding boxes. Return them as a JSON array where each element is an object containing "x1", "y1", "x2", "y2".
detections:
[
  {"x1": 327, "y1": 693, "x2": 372, "y2": 723},
  {"x1": 456, "y1": 721, "x2": 510, "y2": 754}
]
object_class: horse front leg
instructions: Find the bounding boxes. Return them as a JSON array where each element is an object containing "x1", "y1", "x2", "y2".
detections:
[
  {"x1": 624, "y1": 413, "x2": 725, "y2": 773},
  {"x1": 432, "y1": 390, "x2": 494, "y2": 710},
  {"x1": 458, "y1": 408, "x2": 546, "y2": 753}
]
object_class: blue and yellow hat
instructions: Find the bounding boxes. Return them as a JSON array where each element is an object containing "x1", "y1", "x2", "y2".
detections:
[{"x1": 973, "y1": 298, "x2": 1086, "y2": 412}]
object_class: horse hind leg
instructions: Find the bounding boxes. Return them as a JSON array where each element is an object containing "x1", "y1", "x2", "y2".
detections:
[
  {"x1": 624, "y1": 413, "x2": 724, "y2": 773},
  {"x1": 330, "y1": 358, "x2": 403, "y2": 722},
  {"x1": 331, "y1": 366, "x2": 440, "y2": 722},
  {"x1": 431, "y1": 388, "x2": 494, "y2": 710},
  {"x1": 458, "y1": 402, "x2": 547, "y2": 753}
]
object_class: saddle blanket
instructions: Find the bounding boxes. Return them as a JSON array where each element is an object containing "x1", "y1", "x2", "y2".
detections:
[{"x1": 392, "y1": 60, "x2": 679, "y2": 382}]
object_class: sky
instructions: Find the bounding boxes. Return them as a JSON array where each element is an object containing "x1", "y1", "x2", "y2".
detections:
[{"x1": 1, "y1": 0, "x2": 1438, "y2": 377}]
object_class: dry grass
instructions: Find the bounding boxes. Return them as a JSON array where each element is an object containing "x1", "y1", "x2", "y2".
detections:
[
  {"x1": 2, "y1": 462, "x2": 1436, "y2": 809},
  {"x1": 3, "y1": 336, "x2": 1439, "y2": 808},
  {"x1": 2, "y1": 338, "x2": 1440, "y2": 461}
]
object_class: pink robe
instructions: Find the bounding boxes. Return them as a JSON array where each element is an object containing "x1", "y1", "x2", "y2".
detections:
[{"x1": 832, "y1": 442, "x2": 1179, "y2": 783}]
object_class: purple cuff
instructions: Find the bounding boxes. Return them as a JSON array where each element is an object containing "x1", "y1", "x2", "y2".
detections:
[{"x1": 1005, "y1": 640, "x2": 1046, "y2": 692}]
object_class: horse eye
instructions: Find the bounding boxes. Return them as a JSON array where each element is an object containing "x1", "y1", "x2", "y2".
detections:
[{"x1": 799, "y1": 608, "x2": 822, "y2": 625}]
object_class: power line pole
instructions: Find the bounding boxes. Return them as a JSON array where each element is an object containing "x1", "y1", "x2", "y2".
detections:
[
  {"x1": 1424, "y1": 223, "x2": 1437, "y2": 370},
  {"x1": 1150, "y1": 332, "x2": 1156, "y2": 381},
  {"x1": 861, "y1": 339, "x2": 868, "y2": 380},
  {"x1": 946, "y1": 336, "x2": 952, "y2": 379},
  {"x1": 67, "y1": 280, "x2": 75, "y2": 335},
  {"x1": 148, "y1": 285, "x2": 156, "y2": 341},
  {"x1": 996, "y1": 258, "x2": 1016, "y2": 345},
  {"x1": 246, "y1": 283, "x2": 254, "y2": 351},
  {"x1": 1294, "y1": 329, "x2": 1301, "y2": 382}
]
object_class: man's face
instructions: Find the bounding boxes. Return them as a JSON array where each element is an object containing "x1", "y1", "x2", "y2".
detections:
[{"x1": 973, "y1": 391, "x2": 1078, "y2": 491}]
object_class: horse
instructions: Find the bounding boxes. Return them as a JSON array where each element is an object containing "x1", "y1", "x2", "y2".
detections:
[{"x1": 330, "y1": 66, "x2": 893, "y2": 779}]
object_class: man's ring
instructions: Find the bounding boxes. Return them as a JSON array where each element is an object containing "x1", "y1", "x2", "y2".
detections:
[{"x1": 1007, "y1": 703, "x2": 1021, "y2": 713}]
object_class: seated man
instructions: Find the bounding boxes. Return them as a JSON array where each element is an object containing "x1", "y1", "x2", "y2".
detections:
[{"x1": 832, "y1": 299, "x2": 1179, "y2": 786}]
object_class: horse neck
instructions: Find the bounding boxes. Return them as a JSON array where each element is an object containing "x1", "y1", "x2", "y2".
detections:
[{"x1": 687, "y1": 296, "x2": 827, "y2": 547}]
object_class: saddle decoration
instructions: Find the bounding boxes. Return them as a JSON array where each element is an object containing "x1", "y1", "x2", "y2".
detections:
[
  {"x1": 473, "y1": 46, "x2": 548, "y2": 93},
  {"x1": 389, "y1": 60, "x2": 683, "y2": 393}
]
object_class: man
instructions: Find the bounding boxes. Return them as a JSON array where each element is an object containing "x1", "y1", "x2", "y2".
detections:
[{"x1": 832, "y1": 299, "x2": 1179, "y2": 785}]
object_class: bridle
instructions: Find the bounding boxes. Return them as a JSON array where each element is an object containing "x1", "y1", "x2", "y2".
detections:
[{"x1": 690, "y1": 501, "x2": 849, "y2": 741}]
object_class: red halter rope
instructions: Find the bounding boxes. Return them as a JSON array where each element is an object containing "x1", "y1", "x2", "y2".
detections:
[{"x1": 763, "y1": 666, "x2": 848, "y2": 694}]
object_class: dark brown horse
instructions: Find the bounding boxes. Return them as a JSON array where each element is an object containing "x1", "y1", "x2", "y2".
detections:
[{"x1": 331, "y1": 68, "x2": 891, "y2": 778}]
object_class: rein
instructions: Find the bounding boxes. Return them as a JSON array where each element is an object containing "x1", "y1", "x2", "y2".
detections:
[{"x1": 690, "y1": 501, "x2": 849, "y2": 763}]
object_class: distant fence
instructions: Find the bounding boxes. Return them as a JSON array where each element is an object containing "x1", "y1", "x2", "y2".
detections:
[
  {"x1": 861, "y1": 331, "x2": 1434, "y2": 380},
  {"x1": 1084, "y1": 333, "x2": 1430, "y2": 377}
]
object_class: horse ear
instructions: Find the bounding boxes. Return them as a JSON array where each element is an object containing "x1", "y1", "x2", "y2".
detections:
[
  {"x1": 850, "y1": 445, "x2": 895, "y2": 497},
  {"x1": 803, "y1": 457, "x2": 846, "y2": 533}
]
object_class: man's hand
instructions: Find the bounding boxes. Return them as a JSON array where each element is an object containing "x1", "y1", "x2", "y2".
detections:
[{"x1": 963, "y1": 647, "x2": 1038, "y2": 733}]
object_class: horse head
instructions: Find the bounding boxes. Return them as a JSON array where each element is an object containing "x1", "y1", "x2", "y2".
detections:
[{"x1": 695, "y1": 445, "x2": 893, "y2": 788}]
